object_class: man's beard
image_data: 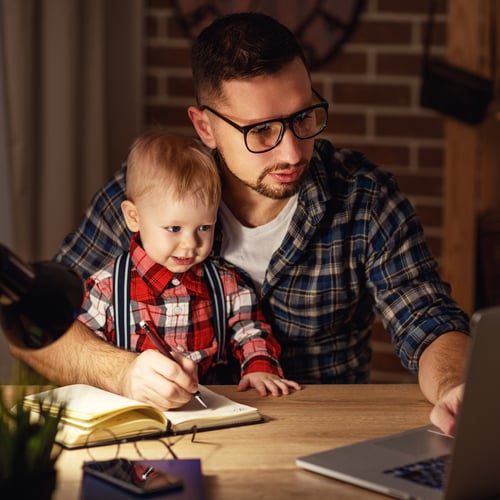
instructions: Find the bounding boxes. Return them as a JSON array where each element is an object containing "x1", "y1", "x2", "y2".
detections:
[{"x1": 217, "y1": 152, "x2": 309, "y2": 200}]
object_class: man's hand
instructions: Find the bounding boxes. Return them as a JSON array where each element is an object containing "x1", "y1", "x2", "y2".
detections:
[
  {"x1": 119, "y1": 350, "x2": 200, "y2": 410},
  {"x1": 418, "y1": 332, "x2": 469, "y2": 435},
  {"x1": 429, "y1": 383, "x2": 464, "y2": 436},
  {"x1": 237, "y1": 372, "x2": 301, "y2": 396}
]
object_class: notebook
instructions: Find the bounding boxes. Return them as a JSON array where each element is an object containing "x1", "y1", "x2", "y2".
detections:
[
  {"x1": 22, "y1": 384, "x2": 262, "y2": 449},
  {"x1": 296, "y1": 306, "x2": 500, "y2": 499}
]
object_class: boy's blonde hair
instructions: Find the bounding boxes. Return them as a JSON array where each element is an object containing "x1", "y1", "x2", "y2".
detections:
[{"x1": 126, "y1": 129, "x2": 221, "y2": 207}]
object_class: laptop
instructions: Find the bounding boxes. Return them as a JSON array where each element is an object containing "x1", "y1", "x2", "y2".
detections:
[{"x1": 296, "y1": 306, "x2": 500, "y2": 500}]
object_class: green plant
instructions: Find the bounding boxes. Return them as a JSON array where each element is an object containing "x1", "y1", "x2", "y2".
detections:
[{"x1": 0, "y1": 388, "x2": 64, "y2": 489}]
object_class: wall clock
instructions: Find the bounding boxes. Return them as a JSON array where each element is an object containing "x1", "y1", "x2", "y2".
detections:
[{"x1": 172, "y1": 0, "x2": 365, "y2": 70}]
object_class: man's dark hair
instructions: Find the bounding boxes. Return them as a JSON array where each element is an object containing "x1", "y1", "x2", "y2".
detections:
[{"x1": 192, "y1": 12, "x2": 307, "y2": 105}]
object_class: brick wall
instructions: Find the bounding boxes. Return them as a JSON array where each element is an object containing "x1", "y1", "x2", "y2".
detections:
[{"x1": 144, "y1": 0, "x2": 448, "y2": 382}]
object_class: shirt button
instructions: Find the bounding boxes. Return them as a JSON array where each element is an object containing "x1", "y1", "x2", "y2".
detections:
[
  {"x1": 173, "y1": 306, "x2": 183, "y2": 315},
  {"x1": 171, "y1": 278, "x2": 181, "y2": 286}
]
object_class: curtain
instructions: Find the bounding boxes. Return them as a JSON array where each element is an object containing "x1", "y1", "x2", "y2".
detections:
[
  {"x1": 0, "y1": 0, "x2": 143, "y2": 261},
  {"x1": 0, "y1": 0, "x2": 143, "y2": 381}
]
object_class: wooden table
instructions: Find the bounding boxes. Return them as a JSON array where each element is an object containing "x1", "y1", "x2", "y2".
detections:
[{"x1": 4, "y1": 384, "x2": 432, "y2": 499}]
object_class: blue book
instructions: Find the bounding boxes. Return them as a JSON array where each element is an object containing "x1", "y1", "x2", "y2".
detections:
[{"x1": 80, "y1": 458, "x2": 205, "y2": 499}]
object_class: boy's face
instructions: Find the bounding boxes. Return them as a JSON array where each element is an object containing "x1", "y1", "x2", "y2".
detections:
[{"x1": 122, "y1": 189, "x2": 217, "y2": 274}]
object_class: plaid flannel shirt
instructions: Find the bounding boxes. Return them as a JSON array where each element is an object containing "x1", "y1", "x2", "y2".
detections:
[
  {"x1": 57, "y1": 139, "x2": 470, "y2": 383},
  {"x1": 77, "y1": 233, "x2": 283, "y2": 378}
]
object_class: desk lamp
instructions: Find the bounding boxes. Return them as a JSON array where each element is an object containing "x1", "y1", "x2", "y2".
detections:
[{"x1": 0, "y1": 243, "x2": 83, "y2": 349}]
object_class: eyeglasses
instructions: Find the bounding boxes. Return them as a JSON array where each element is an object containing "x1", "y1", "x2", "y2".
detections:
[
  {"x1": 200, "y1": 89, "x2": 329, "y2": 153},
  {"x1": 84, "y1": 426, "x2": 198, "y2": 462}
]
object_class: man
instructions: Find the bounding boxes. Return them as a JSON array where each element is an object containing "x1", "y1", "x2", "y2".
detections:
[{"x1": 10, "y1": 13, "x2": 469, "y2": 435}]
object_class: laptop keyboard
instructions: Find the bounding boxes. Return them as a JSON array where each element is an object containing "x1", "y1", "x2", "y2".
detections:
[{"x1": 383, "y1": 454, "x2": 450, "y2": 490}]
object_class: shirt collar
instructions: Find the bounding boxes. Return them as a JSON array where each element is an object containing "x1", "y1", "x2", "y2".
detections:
[{"x1": 129, "y1": 233, "x2": 210, "y2": 298}]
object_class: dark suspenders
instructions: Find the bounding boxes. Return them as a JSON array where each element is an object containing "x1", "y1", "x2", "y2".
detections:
[
  {"x1": 202, "y1": 258, "x2": 227, "y2": 364},
  {"x1": 113, "y1": 252, "x2": 132, "y2": 350},
  {"x1": 112, "y1": 252, "x2": 227, "y2": 364}
]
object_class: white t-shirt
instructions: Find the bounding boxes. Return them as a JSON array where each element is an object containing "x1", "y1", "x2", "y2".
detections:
[{"x1": 219, "y1": 195, "x2": 298, "y2": 294}]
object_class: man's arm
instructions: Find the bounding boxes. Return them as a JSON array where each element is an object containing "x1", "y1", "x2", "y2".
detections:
[
  {"x1": 9, "y1": 320, "x2": 199, "y2": 409},
  {"x1": 418, "y1": 331, "x2": 470, "y2": 435}
]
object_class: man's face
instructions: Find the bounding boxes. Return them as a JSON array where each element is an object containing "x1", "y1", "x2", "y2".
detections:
[{"x1": 201, "y1": 58, "x2": 316, "y2": 201}]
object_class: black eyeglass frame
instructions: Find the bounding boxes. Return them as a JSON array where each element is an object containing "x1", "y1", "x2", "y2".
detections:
[{"x1": 199, "y1": 88, "x2": 329, "y2": 154}]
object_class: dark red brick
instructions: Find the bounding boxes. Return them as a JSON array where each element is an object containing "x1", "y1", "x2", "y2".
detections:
[
  {"x1": 350, "y1": 20, "x2": 412, "y2": 45},
  {"x1": 167, "y1": 76, "x2": 195, "y2": 98},
  {"x1": 326, "y1": 112, "x2": 366, "y2": 135},
  {"x1": 146, "y1": 46, "x2": 191, "y2": 68},
  {"x1": 396, "y1": 173, "x2": 443, "y2": 197},
  {"x1": 376, "y1": 53, "x2": 423, "y2": 77},
  {"x1": 334, "y1": 82, "x2": 411, "y2": 106},
  {"x1": 145, "y1": 105, "x2": 192, "y2": 128},
  {"x1": 375, "y1": 115, "x2": 444, "y2": 138}
]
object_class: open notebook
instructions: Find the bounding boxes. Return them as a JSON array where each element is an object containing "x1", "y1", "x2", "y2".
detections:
[
  {"x1": 297, "y1": 306, "x2": 500, "y2": 499},
  {"x1": 23, "y1": 384, "x2": 262, "y2": 449}
]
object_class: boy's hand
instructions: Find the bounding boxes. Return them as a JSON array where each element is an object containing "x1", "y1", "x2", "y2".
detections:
[{"x1": 237, "y1": 372, "x2": 301, "y2": 396}]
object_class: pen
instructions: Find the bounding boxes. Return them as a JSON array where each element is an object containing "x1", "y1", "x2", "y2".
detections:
[{"x1": 139, "y1": 320, "x2": 208, "y2": 409}]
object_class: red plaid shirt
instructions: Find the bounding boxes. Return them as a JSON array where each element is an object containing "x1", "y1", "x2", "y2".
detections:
[{"x1": 78, "y1": 233, "x2": 283, "y2": 378}]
